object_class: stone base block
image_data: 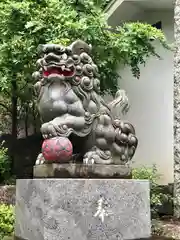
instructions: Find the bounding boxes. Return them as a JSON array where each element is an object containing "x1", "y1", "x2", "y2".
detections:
[
  {"x1": 33, "y1": 163, "x2": 132, "y2": 179},
  {"x1": 15, "y1": 179, "x2": 151, "y2": 240}
]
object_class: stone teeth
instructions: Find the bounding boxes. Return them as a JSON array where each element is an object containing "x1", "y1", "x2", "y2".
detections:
[
  {"x1": 44, "y1": 66, "x2": 48, "y2": 71},
  {"x1": 61, "y1": 65, "x2": 65, "y2": 71}
]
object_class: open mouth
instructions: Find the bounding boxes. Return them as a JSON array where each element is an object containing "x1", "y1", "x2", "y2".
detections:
[{"x1": 43, "y1": 66, "x2": 74, "y2": 77}]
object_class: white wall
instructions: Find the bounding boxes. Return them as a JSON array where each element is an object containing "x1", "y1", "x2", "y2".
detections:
[
  {"x1": 107, "y1": 1, "x2": 145, "y2": 25},
  {"x1": 112, "y1": 11, "x2": 174, "y2": 184}
]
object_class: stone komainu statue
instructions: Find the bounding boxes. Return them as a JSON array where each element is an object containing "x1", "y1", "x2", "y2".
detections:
[{"x1": 33, "y1": 40, "x2": 138, "y2": 165}]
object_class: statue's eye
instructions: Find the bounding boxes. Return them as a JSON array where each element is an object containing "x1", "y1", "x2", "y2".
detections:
[{"x1": 56, "y1": 46, "x2": 61, "y2": 51}]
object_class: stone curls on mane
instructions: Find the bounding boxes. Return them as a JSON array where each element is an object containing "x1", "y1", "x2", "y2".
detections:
[
  {"x1": 33, "y1": 40, "x2": 138, "y2": 165},
  {"x1": 33, "y1": 40, "x2": 102, "y2": 114}
]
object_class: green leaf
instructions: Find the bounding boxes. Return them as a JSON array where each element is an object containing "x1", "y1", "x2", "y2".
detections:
[
  {"x1": 25, "y1": 21, "x2": 36, "y2": 29},
  {"x1": 0, "y1": 0, "x2": 170, "y2": 135}
]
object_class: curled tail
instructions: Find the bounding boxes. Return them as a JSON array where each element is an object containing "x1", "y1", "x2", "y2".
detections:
[
  {"x1": 108, "y1": 89, "x2": 130, "y2": 115},
  {"x1": 112, "y1": 120, "x2": 138, "y2": 163},
  {"x1": 108, "y1": 90, "x2": 138, "y2": 163}
]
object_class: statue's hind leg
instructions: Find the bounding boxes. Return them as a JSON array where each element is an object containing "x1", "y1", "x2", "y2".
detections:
[
  {"x1": 83, "y1": 114, "x2": 115, "y2": 164},
  {"x1": 83, "y1": 147, "x2": 113, "y2": 164},
  {"x1": 82, "y1": 114, "x2": 138, "y2": 165}
]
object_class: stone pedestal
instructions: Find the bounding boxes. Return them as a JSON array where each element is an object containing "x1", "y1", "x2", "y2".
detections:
[
  {"x1": 15, "y1": 179, "x2": 151, "y2": 240},
  {"x1": 33, "y1": 163, "x2": 132, "y2": 179}
]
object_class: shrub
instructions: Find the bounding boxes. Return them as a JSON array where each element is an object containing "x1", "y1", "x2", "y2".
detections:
[
  {"x1": 0, "y1": 0, "x2": 170, "y2": 96},
  {"x1": 0, "y1": 141, "x2": 11, "y2": 183},
  {"x1": 3, "y1": 176, "x2": 16, "y2": 186},
  {"x1": 132, "y1": 165, "x2": 173, "y2": 217},
  {"x1": 0, "y1": 204, "x2": 14, "y2": 239},
  {"x1": 3, "y1": 236, "x2": 14, "y2": 240}
]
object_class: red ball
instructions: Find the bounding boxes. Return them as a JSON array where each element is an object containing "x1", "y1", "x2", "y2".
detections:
[{"x1": 42, "y1": 137, "x2": 73, "y2": 162}]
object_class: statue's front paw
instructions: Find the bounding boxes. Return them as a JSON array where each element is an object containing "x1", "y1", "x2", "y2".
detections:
[
  {"x1": 83, "y1": 148, "x2": 112, "y2": 165},
  {"x1": 41, "y1": 121, "x2": 71, "y2": 139},
  {"x1": 36, "y1": 153, "x2": 45, "y2": 165},
  {"x1": 41, "y1": 122, "x2": 59, "y2": 139},
  {"x1": 83, "y1": 151, "x2": 95, "y2": 165}
]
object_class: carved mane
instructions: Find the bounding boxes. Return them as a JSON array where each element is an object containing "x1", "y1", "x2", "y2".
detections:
[
  {"x1": 70, "y1": 40, "x2": 111, "y2": 116},
  {"x1": 33, "y1": 40, "x2": 128, "y2": 120}
]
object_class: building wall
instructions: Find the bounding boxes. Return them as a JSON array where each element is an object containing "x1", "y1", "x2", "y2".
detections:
[
  {"x1": 107, "y1": 1, "x2": 145, "y2": 24},
  {"x1": 109, "y1": 11, "x2": 174, "y2": 184}
]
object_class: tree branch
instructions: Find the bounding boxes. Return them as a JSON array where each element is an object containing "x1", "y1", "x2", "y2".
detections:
[
  {"x1": 0, "y1": 102, "x2": 12, "y2": 114},
  {"x1": 2, "y1": 89, "x2": 11, "y2": 97},
  {"x1": 20, "y1": 82, "x2": 28, "y2": 91}
]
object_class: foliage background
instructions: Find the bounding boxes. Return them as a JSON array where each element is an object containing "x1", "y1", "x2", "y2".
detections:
[
  {"x1": 0, "y1": 204, "x2": 14, "y2": 239},
  {"x1": 0, "y1": 0, "x2": 170, "y2": 138},
  {"x1": 0, "y1": 142, "x2": 10, "y2": 183},
  {"x1": 132, "y1": 165, "x2": 173, "y2": 217}
]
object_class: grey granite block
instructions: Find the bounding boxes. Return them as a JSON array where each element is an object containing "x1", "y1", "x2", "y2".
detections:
[
  {"x1": 33, "y1": 163, "x2": 132, "y2": 179},
  {"x1": 15, "y1": 179, "x2": 151, "y2": 240}
]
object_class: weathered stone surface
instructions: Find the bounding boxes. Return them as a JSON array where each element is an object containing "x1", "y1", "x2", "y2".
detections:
[
  {"x1": 15, "y1": 179, "x2": 151, "y2": 240},
  {"x1": 33, "y1": 163, "x2": 132, "y2": 179},
  {"x1": 34, "y1": 40, "x2": 138, "y2": 166},
  {"x1": 174, "y1": 0, "x2": 180, "y2": 218},
  {"x1": 13, "y1": 237, "x2": 152, "y2": 240}
]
